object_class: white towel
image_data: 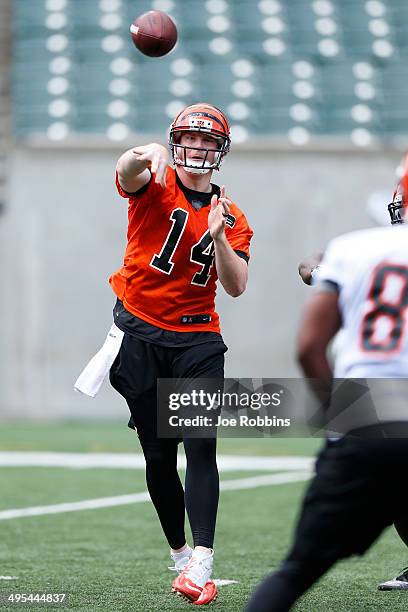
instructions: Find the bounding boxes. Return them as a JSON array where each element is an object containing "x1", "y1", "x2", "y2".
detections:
[{"x1": 74, "y1": 324, "x2": 125, "y2": 397}]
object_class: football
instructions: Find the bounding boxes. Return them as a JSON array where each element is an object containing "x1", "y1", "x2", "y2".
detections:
[{"x1": 130, "y1": 10, "x2": 178, "y2": 57}]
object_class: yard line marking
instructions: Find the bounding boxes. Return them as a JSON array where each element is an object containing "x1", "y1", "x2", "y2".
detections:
[
  {"x1": 0, "y1": 576, "x2": 18, "y2": 580},
  {"x1": 213, "y1": 580, "x2": 239, "y2": 587},
  {"x1": 0, "y1": 452, "x2": 314, "y2": 472},
  {"x1": 220, "y1": 471, "x2": 311, "y2": 491},
  {"x1": 0, "y1": 471, "x2": 311, "y2": 522},
  {"x1": 0, "y1": 492, "x2": 151, "y2": 521}
]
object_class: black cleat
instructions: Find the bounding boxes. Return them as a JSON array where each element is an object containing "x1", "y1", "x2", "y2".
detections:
[{"x1": 378, "y1": 567, "x2": 408, "y2": 590}]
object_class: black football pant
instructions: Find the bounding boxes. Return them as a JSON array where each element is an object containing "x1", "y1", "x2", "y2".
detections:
[
  {"x1": 394, "y1": 516, "x2": 408, "y2": 548},
  {"x1": 245, "y1": 434, "x2": 408, "y2": 612},
  {"x1": 110, "y1": 333, "x2": 227, "y2": 550}
]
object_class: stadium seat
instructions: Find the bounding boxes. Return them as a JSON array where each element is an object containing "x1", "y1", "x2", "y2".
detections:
[{"x1": 11, "y1": 0, "x2": 408, "y2": 140}]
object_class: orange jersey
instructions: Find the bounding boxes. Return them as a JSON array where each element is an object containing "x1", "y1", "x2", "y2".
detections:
[{"x1": 109, "y1": 166, "x2": 253, "y2": 333}]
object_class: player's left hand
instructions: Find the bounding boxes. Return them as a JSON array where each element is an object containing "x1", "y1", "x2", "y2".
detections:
[{"x1": 208, "y1": 185, "x2": 231, "y2": 240}]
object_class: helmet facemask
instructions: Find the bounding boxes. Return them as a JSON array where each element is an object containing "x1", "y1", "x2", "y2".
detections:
[
  {"x1": 170, "y1": 131, "x2": 229, "y2": 174},
  {"x1": 388, "y1": 154, "x2": 408, "y2": 224},
  {"x1": 388, "y1": 190, "x2": 404, "y2": 224}
]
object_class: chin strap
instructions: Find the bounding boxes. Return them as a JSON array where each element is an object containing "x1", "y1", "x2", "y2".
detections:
[
  {"x1": 174, "y1": 156, "x2": 214, "y2": 175},
  {"x1": 182, "y1": 165, "x2": 212, "y2": 175}
]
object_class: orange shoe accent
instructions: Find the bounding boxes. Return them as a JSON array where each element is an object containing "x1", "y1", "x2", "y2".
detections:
[
  {"x1": 172, "y1": 573, "x2": 203, "y2": 602},
  {"x1": 193, "y1": 580, "x2": 218, "y2": 605}
]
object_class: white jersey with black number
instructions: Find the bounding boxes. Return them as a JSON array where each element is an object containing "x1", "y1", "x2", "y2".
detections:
[{"x1": 315, "y1": 225, "x2": 408, "y2": 378}]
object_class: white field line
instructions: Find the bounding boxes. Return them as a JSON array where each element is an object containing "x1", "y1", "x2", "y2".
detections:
[
  {"x1": 0, "y1": 492, "x2": 150, "y2": 521},
  {"x1": 0, "y1": 452, "x2": 314, "y2": 472},
  {"x1": 220, "y1": 471, "x2": 311, "y2": 490},
  {"x1": 0, "y1": 471, "x2": 311, "y2": 522}
]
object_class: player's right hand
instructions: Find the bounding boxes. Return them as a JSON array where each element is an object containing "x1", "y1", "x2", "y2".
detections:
[
  {"x1": 298, "y1": 252, "x2": 324, "y2": 285},
  {"x1": 131, "y1": 143, "x2": 169, "y2": 188}
]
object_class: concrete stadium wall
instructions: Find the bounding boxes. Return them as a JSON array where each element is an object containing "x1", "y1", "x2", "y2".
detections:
[{"x1": 0, "y1": 143, "x2": 401, "y2": 419}]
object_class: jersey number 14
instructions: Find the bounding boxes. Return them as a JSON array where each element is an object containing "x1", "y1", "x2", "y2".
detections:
[{"x1": 150, "y1": 209, "x2": 215, "y2": 287}]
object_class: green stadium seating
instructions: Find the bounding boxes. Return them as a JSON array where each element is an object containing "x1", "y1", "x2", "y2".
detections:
[{"x1": 11, "y1": 0, "x2": 408, "y2": 141}]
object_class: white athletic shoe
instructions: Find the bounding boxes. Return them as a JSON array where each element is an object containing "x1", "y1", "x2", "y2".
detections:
[
  {"x1": 184, "y1": 549, "x2": 214, "y2": 588},
  {"x1": 172, "y1": 549, "x2": 215, "y2": 602},
  {"x1": 169, "y1": 545, "x2": 193, "y2": 574}
]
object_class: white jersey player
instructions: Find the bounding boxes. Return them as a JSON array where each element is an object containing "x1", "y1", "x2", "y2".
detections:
[
  {"x1": 296, "y1": 156, "x2": 408, "y2": 593},
  {"x1": 315, "y1": 223, "x2": 408, "y2": 378}
]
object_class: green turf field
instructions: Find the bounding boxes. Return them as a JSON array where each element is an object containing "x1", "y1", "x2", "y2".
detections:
[{"x1": 0, "y1": 422, "x2": 406, "y2": 611}]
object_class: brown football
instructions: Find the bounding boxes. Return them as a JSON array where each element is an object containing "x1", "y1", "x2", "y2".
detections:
[{"x1": 130, "y1": 10, "x2": 178, "y2": 57}]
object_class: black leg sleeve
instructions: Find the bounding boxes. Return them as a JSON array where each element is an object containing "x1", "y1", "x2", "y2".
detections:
[
  {"x1": 140, "y1": 437, "x2": 186, "y2": 550},
  {"x1": 183, "y1": 437, "x2": 219, "y2": 549}
]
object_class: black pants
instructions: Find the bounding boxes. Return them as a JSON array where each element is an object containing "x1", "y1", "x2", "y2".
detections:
[
  {"x1": 110, "y1": 334, "x2": 227, "y2": 549},
  {"x1": 246, "y1": 435, "x2": 408, "y2": 612}
]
